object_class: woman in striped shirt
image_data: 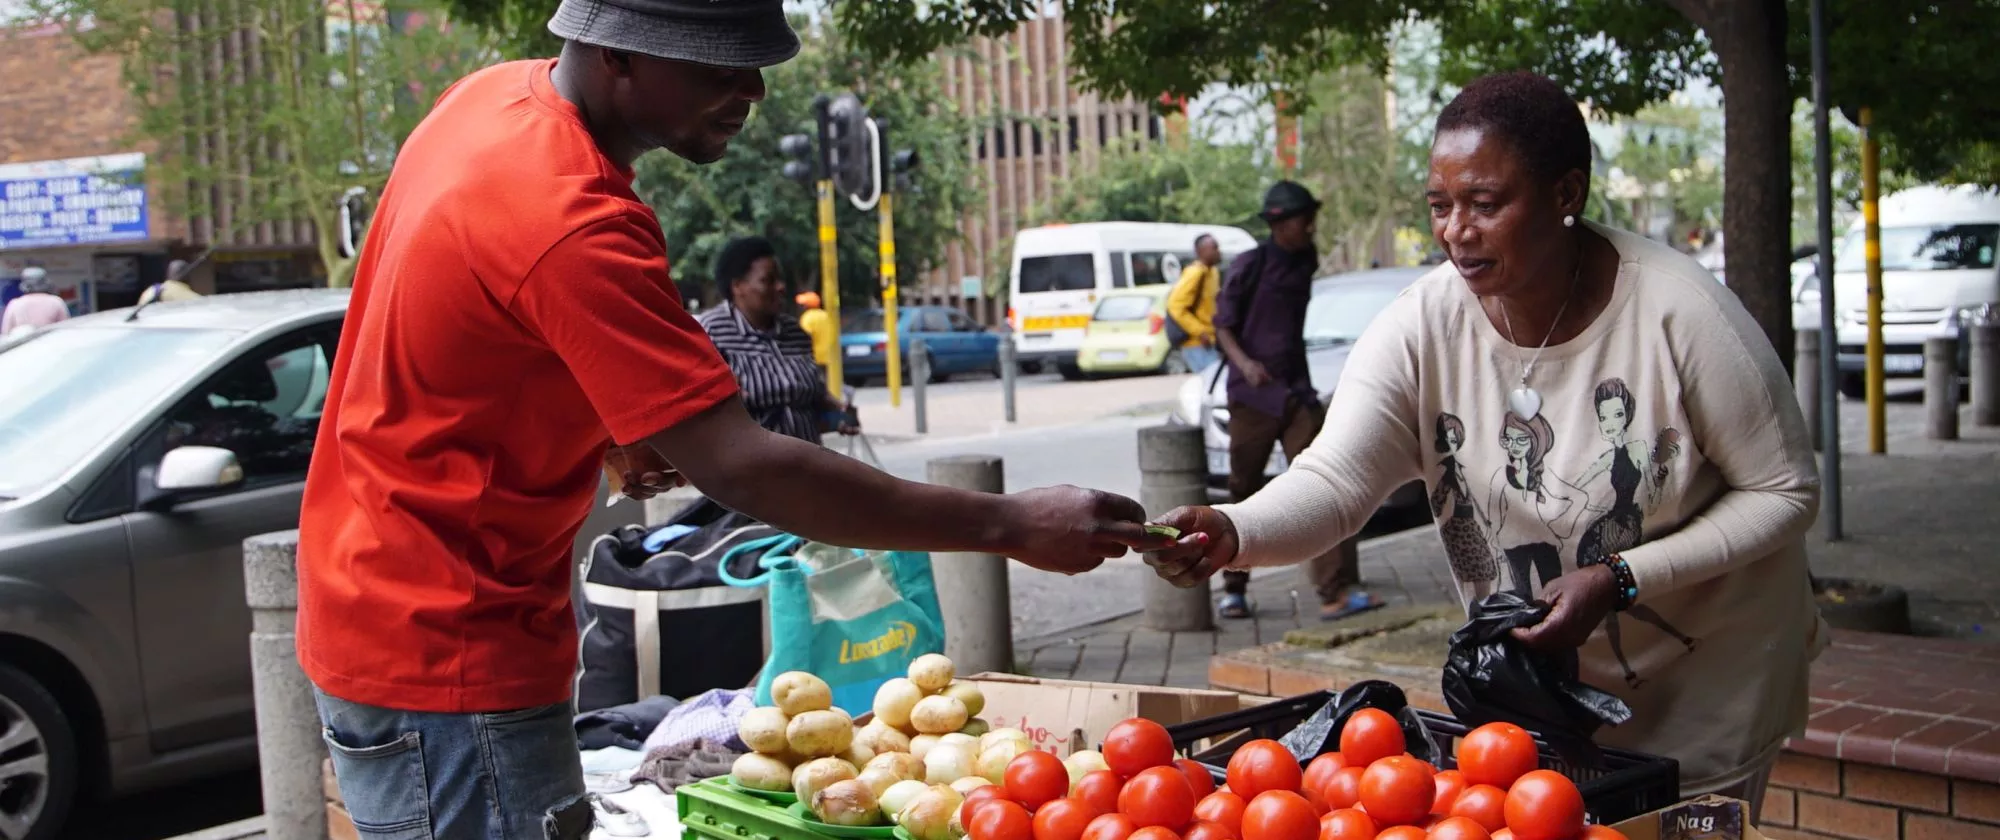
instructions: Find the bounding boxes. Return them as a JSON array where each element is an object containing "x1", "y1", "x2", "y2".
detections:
[{"x1": 697, "y1": 236, "x2": 858, "y2": 443}]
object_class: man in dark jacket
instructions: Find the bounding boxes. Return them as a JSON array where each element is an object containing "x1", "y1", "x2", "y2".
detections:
[{"x1": 1211, "y1": 181, "x2": 1379, "y2": 621}]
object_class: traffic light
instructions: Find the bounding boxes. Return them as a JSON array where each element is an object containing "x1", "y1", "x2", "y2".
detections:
[
  {"x1": 780, "y1": 133, "x2": 816, "y2": 186},
  {"x1": 826, "y1": 93, "x2": 874, "y2": 200},
  {"x1": 890, "y1": 149, "x2": 919, "y2": 192}
]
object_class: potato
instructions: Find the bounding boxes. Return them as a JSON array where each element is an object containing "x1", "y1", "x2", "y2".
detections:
[
  {"x1": 941, "y1": 682, "x2": 986, "y2": 718},
  {"x1": 772, "y1": 671, "x2": 833, "y2": 716},
  {"x1": 879, "y1": 779, "x2": 931, "y2": 821},
  {"x1": 813, "y1": 779, "x2": 886, "y2": 826},
  {"x1": 839, "y1": 741, "x2": 875, "y2": 769},
  {"x1": 924, "y1": 742, "x2": 974, "y2": 785},
  {"x1": 787, "y1": 709, "x2": 855, "y2": 758},
  {"x1": 957, "y1": 717, "x2": 991, "y2": 738},
  {"x1": 730, "y1": 752, "x2": 793, "y2": 792},
  {"x1": 938, "y1": 732, "x2": 978, "y2": 749},
  {"x1": 737, "y1": 706, "x2": 791, "y2": 755},
  {"x1": 908, "y1": 734, "x2": 941, "y2": 762},
  {"x1": 855, "y1": 720, "x2": 912, "y2": 755},
  {"x1": 907, "y1": 653, "x2": 955, "y2": 694},
  {"x1": 896, "y1": 785, "x2": 965, "y2": 840},
  {"x1": 792, "y1": 756, "x2": 858, "y2": 803},
  {"x1": 872, "y1": 678, "x2": 925, "y2": 731},
  {"x1": 866, "y1": 751, "x2": 926, "y2": 783},
  {"x1": 909, "y1": 695, "x2": 969, "y2": 735}
]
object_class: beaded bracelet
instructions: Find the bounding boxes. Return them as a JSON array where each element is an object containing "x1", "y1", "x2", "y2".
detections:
[{"x1": 1605, "y1": 554, "x2": 1639, "y2": 612}]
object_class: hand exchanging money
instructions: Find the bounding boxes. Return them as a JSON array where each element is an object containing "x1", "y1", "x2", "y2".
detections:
[{"x1": 1139, "y1": 505, "x2": 1237, "y2": 588}]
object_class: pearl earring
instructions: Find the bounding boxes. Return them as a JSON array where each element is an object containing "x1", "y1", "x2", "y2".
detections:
[{"x1": 1563, "y1": 215, "x2": 1576, "y2": 228}]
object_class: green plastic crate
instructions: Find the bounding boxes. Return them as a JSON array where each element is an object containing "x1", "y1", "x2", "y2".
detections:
[{"x1": 677, "y1": 776, "x2": 838, "y2": 840}]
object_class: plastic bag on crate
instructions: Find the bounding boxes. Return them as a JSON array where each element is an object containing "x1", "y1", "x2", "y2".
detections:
[
  {"x1": 1442, "y1": 592, "x2": 1633, "y2": 767},
  {"x1": 1277, "y1": 680, "x2": 1446, "y2": 766}
]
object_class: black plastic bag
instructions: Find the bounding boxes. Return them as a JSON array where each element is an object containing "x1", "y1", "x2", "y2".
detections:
[
  {"x1": 1278, "y1": 680, "x2": 1445, "y2": 767},
  {"x1": 1442, "y1": 592, "x2": 1633, "y2": 768}
]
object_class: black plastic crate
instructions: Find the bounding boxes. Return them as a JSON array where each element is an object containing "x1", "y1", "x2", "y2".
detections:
[{"x1": 1163, "y1": 690, "x2": 1679, "y2": 825}]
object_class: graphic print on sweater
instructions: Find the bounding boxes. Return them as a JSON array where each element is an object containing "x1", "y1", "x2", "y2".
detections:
[
  {"x1": 1430, "y1": 412, "x2": 1501, "y2": 602},
  {"x1": 1485, "y1": 411, "x2": 1587, "y2": 598}
]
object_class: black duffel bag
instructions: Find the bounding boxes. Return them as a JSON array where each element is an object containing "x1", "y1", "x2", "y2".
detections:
[{"x1": 574, "y1": 496, "x2": 778, "y2": 712}]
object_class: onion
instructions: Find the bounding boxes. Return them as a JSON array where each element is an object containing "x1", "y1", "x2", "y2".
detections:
[
  {"x1": 897, "y1": 785, "x2": 966, "y2": 840},
  {"x1": 812, "y1": 779, "x2": 886, "y2": 826},
  {"x1": 792, "y1": 757, "x2": 858, "y2": 804},
  {"x1": 879, "y1": 779, "x2": 931, "y2": 821},
  {"x1": 923, "y1": 742, "x2": 975, "y2": 785}
]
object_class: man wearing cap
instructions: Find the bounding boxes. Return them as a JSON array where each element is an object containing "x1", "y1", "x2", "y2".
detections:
[
  {"x1": 296, "y1": 4, "x2": 1170, "y2": 837},
  {"x1": 1211, "y1": 181, "x2": 1378, "y2": 622}
]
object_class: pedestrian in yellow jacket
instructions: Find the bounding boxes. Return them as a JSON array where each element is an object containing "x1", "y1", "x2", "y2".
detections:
[
  {"x1": 1167, "y1": 234, "x2": 1224, "y2": 370},
  {"x1": 796, "y1": 291, "x2": 836, "y2": 367}
]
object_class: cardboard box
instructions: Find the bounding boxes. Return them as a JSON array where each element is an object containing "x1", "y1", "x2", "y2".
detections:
[
  {"x1": 1610, "y1": 796, "x2": 1768, "y2": 840},
  {"x1": 963, "y1": 673, "x2": 1243, "y2": 756}
]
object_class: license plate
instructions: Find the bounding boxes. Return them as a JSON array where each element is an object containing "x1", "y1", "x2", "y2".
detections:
[
  {"x1": 1023, "y1": 315, "x2": 1089, "y2": 331},
  {"x1": 845, "y1": 345, "x2": 869, "y2": 358},
  {"x1": 1099, "y1": 350, "x2": 1128, "y2": 362},
  {"x1": 1885, "y1": 354, "x2": 1923, "y2": 373}
]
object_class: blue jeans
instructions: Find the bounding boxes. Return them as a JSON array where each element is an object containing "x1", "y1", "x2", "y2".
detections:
[
  {"x1": 315, "y1": 687, "x2": 591, "y2": 840},
  {"x1": 1181, "y1": 343, "x2": 1221, "y2": 372}
]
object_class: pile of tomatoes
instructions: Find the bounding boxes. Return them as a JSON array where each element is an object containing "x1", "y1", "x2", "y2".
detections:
[{"x1": 959, "y1": 713, "x2": 1630, "y2": 840}]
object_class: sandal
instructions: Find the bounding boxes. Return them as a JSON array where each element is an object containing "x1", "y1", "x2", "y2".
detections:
[
  {"x1": 1218, "y1": 593, "x2": 1252, "y2": 619},
  {"x1": 1320, "y1": 590, "x2": 1385, "y2": 622}
]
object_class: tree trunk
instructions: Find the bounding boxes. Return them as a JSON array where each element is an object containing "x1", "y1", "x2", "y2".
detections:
[{"x1": 1707, "y1": 0, "x2": 1797, "y2": 374}]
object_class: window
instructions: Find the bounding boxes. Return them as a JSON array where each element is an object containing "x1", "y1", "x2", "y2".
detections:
[
  {"x1": 1304, "y1": 284, "x2": 1406, "y2": 345},
  {"x1": 1067, "y1": 117, "x2": 1080, "y2": 153},
  {"x1": 1017, "y1": 254, "x2": 1096, "y2": 293},
  {"x1": 1109, "y1": 253, "x2": 1131, "y2": 288},
  {"x1": 919, "y1": 310, "x2": 953, "y2": 332},
  {"x1": 1031, "y1": 125, "x2": 1044, "y2": 156},
  {"x1": 1126, "y1": 251, "x2": 1194, "y2": 287},
  {"x1": 1093, "y1": 295, "x2": 1156, "y2": 322},
  {"x1": 1835, "y1": 224, "x2": 2000, "y2": 273},
  {"x1": 994, "y1": 127, "x2": 1008, "y2": 159},
  {"x1": 947, "y1": 311, "x2": 981, "y2": 331},
  {"x1": 158, "y1": 330, "x2": 335, "y2": 487},
  {"x1": 842, "y1": 310, "x2": 885, "y2": 333}
]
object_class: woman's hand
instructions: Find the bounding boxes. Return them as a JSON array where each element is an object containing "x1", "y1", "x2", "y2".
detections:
[
  {"x1": 1140, "y1": 505, "x2": 1238, "y2": 588},
  {"x1": 1510, "y1": 563, "x2": 1617, "y2": 650}
]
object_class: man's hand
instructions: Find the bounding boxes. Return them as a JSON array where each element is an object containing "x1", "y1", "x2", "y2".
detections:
[
  {"x1": 604, "y1": 443, "x2": 684, "y2": 501},
  {"x1": 997, "y1": 486, "x2": 1178, "y2": 575},
  {"x1": 1237, "y1": 358, "x2": 1272, "y2": 388},
  {"x1": 1510, "y1": 564, "x2": 1618, "y2": 651},
  {"x1": 1140, "y1": 506, "x2": 1236, "y2": 588}
]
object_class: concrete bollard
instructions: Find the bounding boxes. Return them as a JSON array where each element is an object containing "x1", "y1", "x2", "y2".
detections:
[
  {"x1": 911, "y1": 338, "x2": 929, "y2": 435},
  {"x1": 1796, "y1": 327, "x2": 1823, "y2": 451},
  {"x1": 925, "y1": 456, "x2": 1014, "y2": 675},
  {"x1": 1972, "y1": 322, "x2": 2000, "y2": 427},
  {"x1": 999, "y1": 334, "x2": 1018, "y2": 424},
  {"x1": 1137, "y1": 425, "x2": 1215, "y2": 632},
  {"x1": 1926, "y1": 336, "x2": 1960, "y2": 440},
  {"x1": 244, "y1": 531, "x2": 329, "y2": 840}
]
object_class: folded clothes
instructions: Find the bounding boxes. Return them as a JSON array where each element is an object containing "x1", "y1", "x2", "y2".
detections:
[
  {"x1": 641, "y1": 687, "x2": 755, "y2": 754},
  {"x1": 630, "y1": 737, "x2": 742, "y2": 795},
  {"x1": 576, "y1": 695, "x2": 682, "y2": 751}
]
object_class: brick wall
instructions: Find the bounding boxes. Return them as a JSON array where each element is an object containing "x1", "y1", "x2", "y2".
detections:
[
  {"x1": 1746, "y1": 754, "x2": 2000, "y2": 840},
  {"x1": 0, "y1": 25, "x2": 137, "y2": 166}
]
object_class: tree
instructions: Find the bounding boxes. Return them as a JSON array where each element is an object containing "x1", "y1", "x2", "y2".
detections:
[
  {"x1": 834, "y1": 0, "x2": 2000, "y2": 372},
  {"x1": 632, "y1": 17, "x2": 979, "y2": 311},
  {"x1": 1031, "y1": 130, "x2": 1271, "y2": 230},
  {"x1": 37, "y1": 0, "x2": 498, "y2": 286},
  {"x1": 1601, "y1": 100, "x2": 1725, "y2": 245}
]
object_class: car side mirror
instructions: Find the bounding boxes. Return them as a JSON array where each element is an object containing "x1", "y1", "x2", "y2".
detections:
[{"x1": 157, "y1": 446, "x2": 245, "y2": 492}]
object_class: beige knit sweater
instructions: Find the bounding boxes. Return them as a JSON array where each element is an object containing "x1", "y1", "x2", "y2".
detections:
[{"x1": 1216, "y1": 224, "x2": 1829, "y2": 791}]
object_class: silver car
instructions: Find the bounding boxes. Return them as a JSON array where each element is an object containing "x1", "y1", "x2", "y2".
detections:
[
  {"x1": 0, "y1": 289, "x2": 347, "y2": 839},
  {"x1": 1176, "y1": 266, "x2": 1430, "y2": 509}
]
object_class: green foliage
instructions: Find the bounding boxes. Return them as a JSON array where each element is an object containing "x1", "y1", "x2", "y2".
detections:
[
  {"x1": 1601, "y1": 100, "x2": 1725, "y2": 241},
  {"x1": 38, "y1": 0, "x2": 498, "y2": 285},
  {"x1": 1786, "y1": 107, "x2": 1919, "y2": 244},
  {"x1": 1031, "y1": 133, "x2": 1270, "y2": 230},
  {"x1": 632, "y1": 17, "x2": 979, "y2": 310},
  {"x1": 434, "y1": 0, "x2": 559, "y2": 59}
]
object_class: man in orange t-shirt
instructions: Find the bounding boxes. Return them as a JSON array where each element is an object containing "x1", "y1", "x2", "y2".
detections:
[{"x1": 297, "y1": 1, "x2": 1169, "y2": 837}]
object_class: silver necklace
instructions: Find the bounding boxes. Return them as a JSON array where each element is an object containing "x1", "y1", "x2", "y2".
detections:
[{"x1": 1494, "y1": 250, "x2": 1585, "y2": 421}]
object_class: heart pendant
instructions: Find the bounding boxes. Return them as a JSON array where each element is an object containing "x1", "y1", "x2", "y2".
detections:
[{"x1": 1508, "y1": 387, "x2": 1543, "y2": 420}]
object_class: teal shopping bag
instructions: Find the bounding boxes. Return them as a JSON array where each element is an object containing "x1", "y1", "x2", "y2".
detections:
[{"x1": 720, "y1": 534, "x2": 947, "y2": 715}]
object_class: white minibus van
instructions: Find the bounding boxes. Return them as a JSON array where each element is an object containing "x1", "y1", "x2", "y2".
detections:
[{"x1": 1008, "y1": 222, "x2": 1258, "y2": 378}]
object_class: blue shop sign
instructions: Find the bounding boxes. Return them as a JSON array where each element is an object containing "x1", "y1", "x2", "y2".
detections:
[{"x1": 0, "y1": 152, "x2": 148, "y2": 249}]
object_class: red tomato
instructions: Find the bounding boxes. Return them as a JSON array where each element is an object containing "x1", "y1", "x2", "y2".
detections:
[
  {"x1": 1105, "y1": 719, "x2": 1177, "y2": 778},
  {"x1": 1081, "y1": 813, "x2": 1139, "y2": 840},
  {"x1": 1227, "y1": 740, "x2": 1306, "y2": 802},
  {"x1": 1319, "y1": 767, "x2": 1365, "y2": 811},
  {"x1": 967, "y1": 799, "x2": 1034, "y2": 840},
  {"x1": 1184, "y1": 820, "x2": 1240, "y2": 840},
  {"x1": 1194, "y1": 791, "x2": 1248, "y2": 834},
  {"x1": 1376, "y1": 827, "x2": 1429, "y2": 840},
  {"x1": 1426, "y1": 816, "x2": 1493, "y2": 840},
  {"x1": 1456, "y1": 724, "x2": 1539, "y2": 790},
  {"x1": 1358, "y1": 756, "x2": 1436, "y2": 827},
  {"x1": 1317, "y1": 807, "x2": 1375, "y2": 840},
  {"x1": 1240, "y1": 791, "x2": 1318, "y2": 840},
  {"x1": 1446, "y1": 785, "x2": 1507, "y2": 833},
  {"x1": 1034, "y1": 798, "x2": 1102, "y2": 840},
  {"x1": 1008, "y1": 750, "x2": 1072, "y2": 810},
  {"x1": 1430, "y1": 770, "x2": 1467, "y2": 815},
  {"x1": 1300, "y1": 754, "x2": 1346, "y2": 812},
  {"x1": 1580, "y1": 826, "x2": 1629, "y2": 840},
  {"x1": 964, "y1": 786, "x2": 1011, "y2": 828},
  {"x1": 1490, "y1": 830, "x2": 1515, "y2": 840},
  {"x1": 1179, "y1": 759, "x2": 1219, "y2": 799},
  {"x1": 1501, "y1": 771, "x2": 1584, "y2": 840},
  {"x1": 1128, "y1": 829, "x2": 1181, "y2": 840},
  {"x1": 1077, "y1": 770, "x2": 1125, "y2": 816},
  {"x1": 1119, "y1": 766, "x2": 1197, "y2": 829},
  {"x1": 1337, "y1": 709, "x2": 1406, "y2": 767}
]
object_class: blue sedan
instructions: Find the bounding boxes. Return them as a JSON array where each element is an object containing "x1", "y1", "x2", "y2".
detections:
[{"x1": 839, "y1": 306, "x2": 1003, "y2": 386}]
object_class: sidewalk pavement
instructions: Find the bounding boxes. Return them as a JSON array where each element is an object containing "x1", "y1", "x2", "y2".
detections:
[
  {"x1": 848, "y1": 373, "x2": 1185, "y2": 440},
  {"x1": 1023, "y1": 393, "x2": 2000, "y2": 690}
]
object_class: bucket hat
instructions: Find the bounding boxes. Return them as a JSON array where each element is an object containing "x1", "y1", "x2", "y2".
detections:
[{"x1": 548, "y1": 0, "x2": 801, "y2": 69}]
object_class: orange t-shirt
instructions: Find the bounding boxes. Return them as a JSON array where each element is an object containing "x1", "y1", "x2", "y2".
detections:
[{"x1": 296, "y1": 59, "x2": 740, "y2": 713}]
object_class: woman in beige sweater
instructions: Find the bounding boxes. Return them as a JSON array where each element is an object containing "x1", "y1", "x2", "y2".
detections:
[{"x1": 1145, "y1": 72, "x2": 1826, "y2": 814}]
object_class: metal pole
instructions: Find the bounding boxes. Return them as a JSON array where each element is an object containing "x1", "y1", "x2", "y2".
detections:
[
  {"x1": 1861, "y1": 106, "x2": 1886, "y2": 454},
  {"x1": 925, "y1": 456, "x2": 1014, "y2": 675},
  {"x1": 911, "y1": 337, "x2": 928, "y2": 434},
  {"x1": 999, "y1": 334, "x2": 1018, "y2": 423},
  {"x1": 1927, "y1": 336, "x2": 1960, "y2": 440},
  {"x1": 882, "y1": 191, "x2": 903, "y2": 408},
  {"x1": 1797, "y1": 328, "x2": 1823, "y2": 451},
  {"x1": 1137, "y1": 425, "x2": 1214, "y2": 631},
  {"x1": 1973, "y1": 321, "x2": 2000, "y2": 426},
  {"x1": 1810, "y1": 0, "x2": 1844, "y2": 539},
  {"x1": 245, "y1": 531, "x2": 330, "y2": 840}
]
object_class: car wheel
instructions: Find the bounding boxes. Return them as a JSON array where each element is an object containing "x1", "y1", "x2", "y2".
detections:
[
  {"x1": 1057, "y1": 361, "x2": 1086, "y2": 381},
  {"x1": 0, "y1": 663, "x2": 78, "y2": 840},
  {"x1": 1020, "y1": 361, "x2": 1044, "y2": 375},
  {"x1": 843, "y1": 376, "x2": 866, "y2": 389},
  {"x1": 1161, "y1": 349, "x2": 1190, "y2": 376},
  {"x1": 1838, "y1": 372, "x2": 1867, "y2": 400}
]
